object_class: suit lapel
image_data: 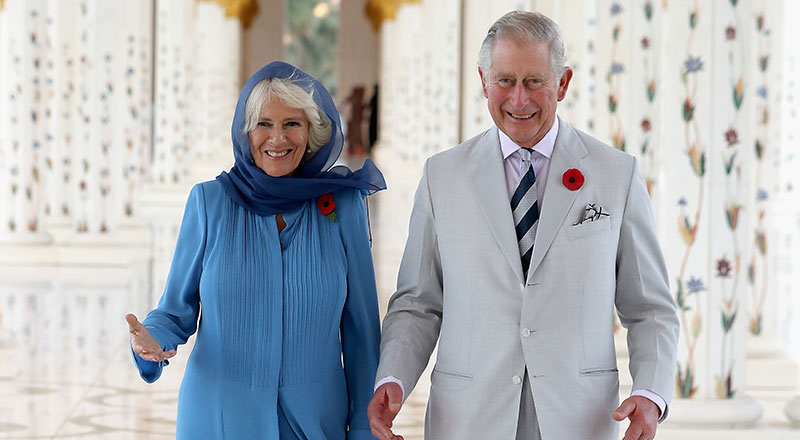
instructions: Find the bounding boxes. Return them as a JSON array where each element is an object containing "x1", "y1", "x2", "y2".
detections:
[
  {"x1": 527, "y1": 120, "x2": 589, "y2": 279},
  {"x1": 468, "y1": 127, "x2": 525, "y2": 282}
]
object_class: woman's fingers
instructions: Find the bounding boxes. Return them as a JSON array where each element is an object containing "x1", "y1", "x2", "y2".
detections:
[
  {"x1": 126, "y1": 313, "x2": 175, "y2": 361},
  {"x1": 125, "y1": 313, "x2": 143, "y2": 334}
]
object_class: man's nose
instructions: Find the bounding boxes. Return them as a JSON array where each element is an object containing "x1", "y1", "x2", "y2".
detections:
[{"x1": 510, "y1": 83, "x2": 528, "y2": 108}]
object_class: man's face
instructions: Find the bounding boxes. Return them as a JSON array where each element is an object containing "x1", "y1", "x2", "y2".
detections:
[{"x1": 480, "y1": 38, "x2": 572, "y2": 148}]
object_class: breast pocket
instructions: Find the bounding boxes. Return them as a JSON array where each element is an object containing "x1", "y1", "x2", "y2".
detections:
[{"x1": 566, "y1": 216, "x2": 611, "y2": 241}]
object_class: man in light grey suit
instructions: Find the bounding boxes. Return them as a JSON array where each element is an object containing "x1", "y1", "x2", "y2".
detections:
[{"x1": 367, "y1": 11, "x2": 679, "y2": 440}]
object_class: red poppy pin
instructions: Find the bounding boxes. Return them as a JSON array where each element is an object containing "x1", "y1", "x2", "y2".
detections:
[
  {"x1": 317, "y1": 193, "x2": 336, "y2": 222},
  {"x1": 562, "y1": 169, "x2": 584, "y2": 191}
]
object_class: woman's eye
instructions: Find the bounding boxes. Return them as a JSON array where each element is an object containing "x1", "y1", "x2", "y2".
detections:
[
  {"x1": 285, "y1": 121, "x2": 301, "y2": 127},
  {"x1": 256, "y1": 121, "x2": 270, "y2": 128}
]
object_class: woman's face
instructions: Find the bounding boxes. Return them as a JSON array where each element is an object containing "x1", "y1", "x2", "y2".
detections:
[{"x1": 248, "y1": 98, "x2": 309, "y2": 177}]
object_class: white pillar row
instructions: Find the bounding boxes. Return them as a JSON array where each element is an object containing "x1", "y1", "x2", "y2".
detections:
[
  {"x1": 35, "y1": 0, "x2": 152, "y2": 236},
  {"x1": 0, "y1": 0, "x2": 51, "y2": 243},
  {"x1": 371, "y1": 0, "x2": 462, "y2": 312}
]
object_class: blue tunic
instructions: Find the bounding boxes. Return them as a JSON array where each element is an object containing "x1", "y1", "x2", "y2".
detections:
[{"x1": 132, "y1": 180, "x2": 380, "y2": 440}]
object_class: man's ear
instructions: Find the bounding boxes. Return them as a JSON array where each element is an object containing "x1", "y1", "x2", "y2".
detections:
[
  {"x1": 479, "y1": 67, "x2": 489, "y2": 98},
  {"x1": 557, "y1": 67, "x2": 573, "y2": 101}
]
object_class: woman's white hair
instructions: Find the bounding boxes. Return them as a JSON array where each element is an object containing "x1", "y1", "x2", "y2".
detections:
[
  {"x1": 243, "y1": 76, "x2": 332, "y2": 158},
  {"x1": 477, "y1": 11, "x2": 567, "y2": 78}
]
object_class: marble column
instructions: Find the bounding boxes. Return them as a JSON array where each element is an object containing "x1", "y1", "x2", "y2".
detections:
[
  {"x1": 743, "y1": 0, "x2": 795, "y2": 389},
  {"x1": 0, "y1": 0, "x2": 51, "y2": 244},
  {"x1": 460, "y1": 0, "x2": 533, "y2": 141},
  {"x1": 655, "y1": 0, "x2": 768, "y2": 427},
  {"x1": 43, "y1": 0, "x2": 77, "y2": 232},
  {"x1": 779, "y1": 0, "x2": 800, "y2": 426},
  {"x1": 152, "y1": 0, "x2": 194, "y2": 187},
  {"x1": 116, "y1": 0, "x2": 154, "y2": 224},
  {"x1": 188, "y1": 1, "x2": 238, "y2": 182},
  {"x1": 372, "y1": 0, "x2": 461, "y2": 312}
]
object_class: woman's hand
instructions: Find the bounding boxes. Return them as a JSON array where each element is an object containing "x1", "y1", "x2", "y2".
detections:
[{"x1": 125, "y1": 314, "x2": 177, "y2": 362}]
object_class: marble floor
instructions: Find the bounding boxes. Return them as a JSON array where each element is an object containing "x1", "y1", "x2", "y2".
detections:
[{"x1": 0, "y1": 251, "x2": 799, "y2": 439}]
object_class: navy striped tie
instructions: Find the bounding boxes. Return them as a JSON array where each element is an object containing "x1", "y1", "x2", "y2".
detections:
[{"x1": 510, "y1": 148, "x2": 539, "y2": 276}]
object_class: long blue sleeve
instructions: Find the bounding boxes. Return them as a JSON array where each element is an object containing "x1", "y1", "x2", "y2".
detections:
[
  {"x1": 133, "y1": 184, "x2": 207, "y2": 383},
  {"x1": 339, "y1": 190, "x2": 381, "y2": 440}
]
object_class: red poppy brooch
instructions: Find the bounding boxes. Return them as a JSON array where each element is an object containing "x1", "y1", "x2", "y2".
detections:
[
  {"x1": 562, "y1": 169, "x2": 584, "y2": 191},
  {"x1": 317, "y1": 193, "x2": 336, "y2": 222}
]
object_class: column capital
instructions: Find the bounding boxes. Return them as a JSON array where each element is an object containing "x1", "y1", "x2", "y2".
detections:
[
  {"x1": 365, "y1": 0, "x2": 422, "y2": 31},
  {"x1": 197, "y1": 0, "x2": 258, "y2": 28}
]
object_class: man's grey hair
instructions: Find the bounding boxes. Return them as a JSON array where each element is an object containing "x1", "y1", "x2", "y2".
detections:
[
  {"x1": 243, "y1": 76, "x2": 332, "y2": 158},
  {"x1": 477, "y1": 10, "x2": 567, "y2": 78}
]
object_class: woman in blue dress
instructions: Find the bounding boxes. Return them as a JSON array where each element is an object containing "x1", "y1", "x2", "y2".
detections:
[{"x1": 125, "y1": 61, "x2": 386, "y2": 439}]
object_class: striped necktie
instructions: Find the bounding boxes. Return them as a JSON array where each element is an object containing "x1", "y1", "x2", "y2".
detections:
[{"x1": 510, "y1": 147, "x2": 539, "y2": 276}]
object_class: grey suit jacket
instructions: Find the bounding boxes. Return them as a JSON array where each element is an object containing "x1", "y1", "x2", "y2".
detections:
[{"x1": 377, "y1": 121, "x2": 679, "y2": 440}]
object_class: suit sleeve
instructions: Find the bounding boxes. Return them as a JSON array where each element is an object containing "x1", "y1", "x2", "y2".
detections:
[
  {"x1": 131, "y1": 183, "x2": 207, "y2": 383},
  {"x1": 615, "y1": 157, "x2": 680, "y2": 419},
  {"x1": 376, "y1": 160, "x2": 444, "y2": 399},
  {"x1": 339, "y1": 189, "x2": 381, "y2": 440}
]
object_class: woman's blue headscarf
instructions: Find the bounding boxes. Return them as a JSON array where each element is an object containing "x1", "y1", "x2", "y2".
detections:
[{"x1": 216, "y1": 61, "x2": 386, "y2": 216}]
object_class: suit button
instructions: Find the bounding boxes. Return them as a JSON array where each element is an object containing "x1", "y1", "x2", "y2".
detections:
[
  {"x1": 521, "y1": 328, "x2": 531, "y2": 337},
  {"x1": 512, "y1": 375, "x2": 522, "y2": 385}
]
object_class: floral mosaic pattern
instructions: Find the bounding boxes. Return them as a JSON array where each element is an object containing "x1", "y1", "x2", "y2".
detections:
[
  {"x1": 675, "y1": 1, "x2": 706, "y2": 399},
  {"x1": 607, "y1": 2, "x2": 625, "y2": 151},
  {"x1": 713, "y1": 0, "x2": 746, "y2": 400},
  {"x1": 748, "y1": 7, "x2": 772, "y2": 337},
  {"x1": 639, "y1": 0, "x2": 658, "y2": 196}
]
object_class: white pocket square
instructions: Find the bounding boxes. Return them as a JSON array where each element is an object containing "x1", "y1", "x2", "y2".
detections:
[{"x1": 573, "y1": 203, "x2": 610, "y2": 226}]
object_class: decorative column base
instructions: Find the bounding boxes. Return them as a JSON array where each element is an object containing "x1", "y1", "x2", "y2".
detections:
[
  {"x1": 0, "y1": 337, "x2": 17, "y2": 379},
  {"x1": 663, "y1": 396, "x2": 763, "y2": 428},
  {"x1": 0, "y1": 232, "x2": 52, "y2": 246},
  {"x1": 785, "y1": 397, "x2": 800, "y2": 427},
  {"x1": 747, "y1": 334, "x2": 788, "y2": 358},
  {"x1": 746, "y1": 335, "x2": 798, "y2": 391}
]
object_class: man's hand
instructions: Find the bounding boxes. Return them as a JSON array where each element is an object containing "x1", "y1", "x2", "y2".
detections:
[
  {"x1": 613, "y1": 395, "x2": 660, "y2": 440},
  {"x1": 367, "y1": 382, "x2": 404, "y2": 440}
]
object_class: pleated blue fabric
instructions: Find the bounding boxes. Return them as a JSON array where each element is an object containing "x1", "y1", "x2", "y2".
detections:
[{"x1": 132, "y1": 180, "x2": 381, "y2": 440}]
